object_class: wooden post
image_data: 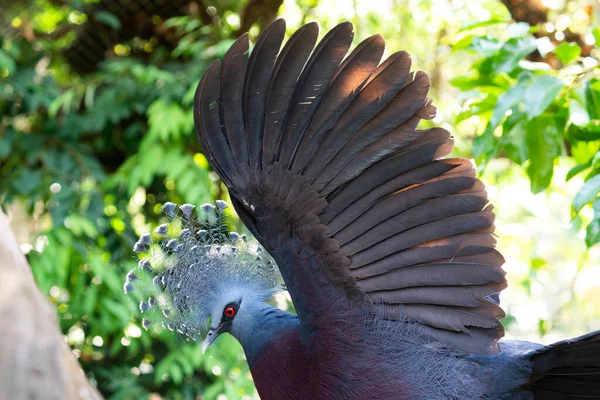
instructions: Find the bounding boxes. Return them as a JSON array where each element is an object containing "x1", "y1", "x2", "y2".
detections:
[{"x1": 0, "y1": 210, "x2": 103, "y2": 400}]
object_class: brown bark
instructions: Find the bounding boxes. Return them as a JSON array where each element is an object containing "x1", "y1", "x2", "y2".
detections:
[
  {"x1": 235, "y1": 0, "x2": 285, "y2": 37},
  {"x1": 501, "y1": 0, "x2": 549, "y2": 26},
  {"x1": 0, "y1": 210, "x2": 103, "y2": 400}
]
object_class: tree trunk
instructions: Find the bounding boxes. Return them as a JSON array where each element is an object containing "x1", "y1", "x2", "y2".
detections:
[
  {"x1": 0, "y1": 210, "x2": 103, "y2": 400},
  {"x1": 501, "y1": 0, "x2": 549, "y2": 26}
]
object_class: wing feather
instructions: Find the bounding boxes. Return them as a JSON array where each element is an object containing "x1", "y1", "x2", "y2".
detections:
[
  {"x1": 315, "y1": 71, "x2": 433, "y2": 192},
  {"x1": 291, "y1": 34, "x2": 385, "y2": 174},
  {"x1": 304, "y1": 51, "x2": 412, "y2": 187},
  {"x1": 278, "y1": 22, "x2": 354, "y2": 169},
  {"x1": 194, "y1": 20, "x2": 507, "y2": 356},
  {"x1": 383, "y1": 303, "x2": 506, "y2": 332},
  {"x1": 244, "y1": 19, "x2": 286, "y2": 166},
  {"x1": 324, "y1": 135, "x2": 455, "y2": 222},
  {"x1": 220, "y1": 35, "x2": 250, "y2": 166},
  {"x1": 366, "y1": 284, "x2": 506, "y2": 307},
  {"x1": 323, "y1": 159, "x2": 467, "y2": 227},
  {"x1": 347, "y1": 209, "x2": 496, "y2": 266},
  {"x1": 337, "y1": 191, "x2": 489, "y2": 249},
  {"x1": 262, "y1": 22, "x2": 319, "y2": 165},
  {"x1": 194, "y1": 60, "x2": 235, "y2": 186}
]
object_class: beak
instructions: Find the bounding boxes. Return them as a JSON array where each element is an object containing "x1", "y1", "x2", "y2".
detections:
[{"x1": 201, "y1": 324, "x2": 226, "y2": 354}]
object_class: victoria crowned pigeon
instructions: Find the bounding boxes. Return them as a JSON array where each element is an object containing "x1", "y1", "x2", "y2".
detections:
[{"x1": 126, "y1": 20, "x2": 600, "y2": 399}]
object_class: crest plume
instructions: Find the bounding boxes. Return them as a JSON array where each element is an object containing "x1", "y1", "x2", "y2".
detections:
[{"x1": 124, "y1": 201, "x2": 281, "y2": 339}]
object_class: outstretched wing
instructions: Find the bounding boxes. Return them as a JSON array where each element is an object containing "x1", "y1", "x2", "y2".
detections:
[{"x1": 193, "y1": 19, "x2": 506, "y2": 356}]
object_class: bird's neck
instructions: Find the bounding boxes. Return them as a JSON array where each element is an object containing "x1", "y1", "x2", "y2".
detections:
[{"x1": 232, "y1": 303, "x2": 299, "y2": 362}]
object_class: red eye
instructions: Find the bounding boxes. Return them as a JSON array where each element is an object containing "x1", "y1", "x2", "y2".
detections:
[{"x1": 225, "y1": 306, "x2": 236, "y2": 318}]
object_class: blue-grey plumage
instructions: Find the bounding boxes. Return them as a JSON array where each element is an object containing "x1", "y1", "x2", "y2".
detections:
[
  {"x1": 126, "y1": 200, "x2": 600, "y2": 398},
  {"x1": 199, "y1": 290, "x2": 595, "y2": 399},
  {"x1": 126, "y1": 18, "x2": 600, "y2": 399},
  {"x1": 204, "y1": 296, "x2": 597, "y2": 399}
]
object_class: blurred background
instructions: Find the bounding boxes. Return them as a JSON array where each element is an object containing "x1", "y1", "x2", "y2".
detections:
[{"x1": 1, "y1": 0, "x2": 600, "y2": 399}]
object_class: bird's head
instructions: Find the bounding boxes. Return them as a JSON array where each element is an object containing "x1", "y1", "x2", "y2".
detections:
[
  {"x1": 201, "y1": 284, "x2": 269, "y2": 353},
  {"x1": 202, "y1": 290, "x2": 242, "y2": 353},
  {"x1": 123, "y1": 201, "x2": 282, "y2": 349}
]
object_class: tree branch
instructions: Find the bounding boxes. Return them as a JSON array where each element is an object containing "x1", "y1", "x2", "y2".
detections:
[
  {"x1": 235, "y1": 0, "x2": 284, "y2": 37},
  {"x1": 0, "y1": 210, "x2": 103, "y2": 400}
]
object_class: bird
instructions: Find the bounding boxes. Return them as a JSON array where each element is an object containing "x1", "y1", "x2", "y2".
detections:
[{"x1": 126, "y1": 19, "x2": 600, "y2": 399}]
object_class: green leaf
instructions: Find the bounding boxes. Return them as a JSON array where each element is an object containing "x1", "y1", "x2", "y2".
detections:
[
  {"x1": 169, "y1": 364, "x2": 183, "y2": 385},
  {"x1": 569, "y1": 140, "x2": 600, "y2": 166},
  {"x1": 492, "y1": 36, "x2": 537, "y2": 74},
  {"x1": 95, "y1": 11, "x2": 121, "y2": 30},
  {"x1": 452, "y1": 34, "x2": 474, "y2": 51},
  {"x1": 468, "y1": 37, "x2": 503, "y2": 57},
  {"x1": 488, "y1": 74, "x2": 530, "y2": 130},
  {"x1": 523, "y1": 75, "x2": 565, "y2": 119},
  {"x1": 573, "y1": 174, "x2": 600, "y2": 212},
  {"x1": 567, "y1": 120, "x2": 600, "y2": 141},
  {"x1": 455, "y1": 98, "x2": 495, "y2": 124},
  {"x1": 147, "y1": 99, "x2": 193, "y2": 140},
  {"x1": 592, "y1": 152, "x2": 600, "y2": 172},
  {"x1": 449, "y1": 75, "x2": 480, "y2": 91},
  {"x1": 458, "y1": 19, "x2": 507, "y2": 33},
  {"x1": 0, "y1": 131, "x2": 12, "y2": 160},
  {"x1": 48, "y1": 89, "x2": 76, "y2": 117},
  {"x1": 585, "y1": 79, "x2": 600, "y2": 119},
  {"x1": 101, "y1": 298, "x2": 131, "y2": 325},
  {"x1": 83, "y1": 285, "x2": 99, "y2": 315},
  {"x1": 154, "y1": 352, "x2": 181, "y2": 385},
  {"x1": 84, "y1": 84, "x2": 97, "y2": 108},
  {"x1": 500, "y1": 114, "x2": 528, "y2": 164},
  {"x1": 449, "y1": 72, "x2": 511, "y2": 93},
  {"x1": 472, "y1": 125, "x2": 498, "y2": 162},
  {"x1": 482, "y1": 0, "x2": 511, "y2": 20},
  {"x1": 12, "y1": 169, "x2": 43, "y2": 195},
  {"x1": 525, "y1": 116, "x2": 561, "y2": 193},
  {"x1": 593, "y1": 28, "x2": 600, "y2": 48},
  {"x1": 586, "y1": 217, "x2": 600, "y2": 247},
  {"x1": 554, "y1": 42, "x2": 581, "y2": 64},
  {"x1": 177, "y1": 349, "x2": 195, "y2": 376},
  {"x1": 0, "y1": 49, "x2": 16, "y2": 75},
  {"x1": 66, "y1": 214, "x2": 98, "y2": 238},
  {"x1": 530, "y1": 258, "x2": 547, "y2": 270},
  {"x1": 203, "y1": 381, "x2": 225, "y2": 400},
  {"x1": 567, "y1": 163, "x2": 591, "y2": 181}
]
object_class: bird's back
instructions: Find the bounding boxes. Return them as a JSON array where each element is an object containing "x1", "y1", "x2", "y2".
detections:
[
  {"x1": 248, "y1": 316, "x2": 417, "y2": 400},
  {"x1": 244, "y1": 304, "x2": 528, "y2": 400},
  {"x1": 249, "y1": 323, "x2": 546, "y2": 400}
]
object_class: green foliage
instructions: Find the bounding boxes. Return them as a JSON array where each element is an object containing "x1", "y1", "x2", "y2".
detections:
[
  {"x1": 95, "y1": 11, "x2": 121, "y2": 30},
  {"x1": 555, "y1": 42, "x2": 582, "y2": 65},
  {"x1": 0, "y1": 0, "x2": 257, "y2": 398},
  {"x1": 452, "y1": 5, "x2": 600, "y2": 247}
]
